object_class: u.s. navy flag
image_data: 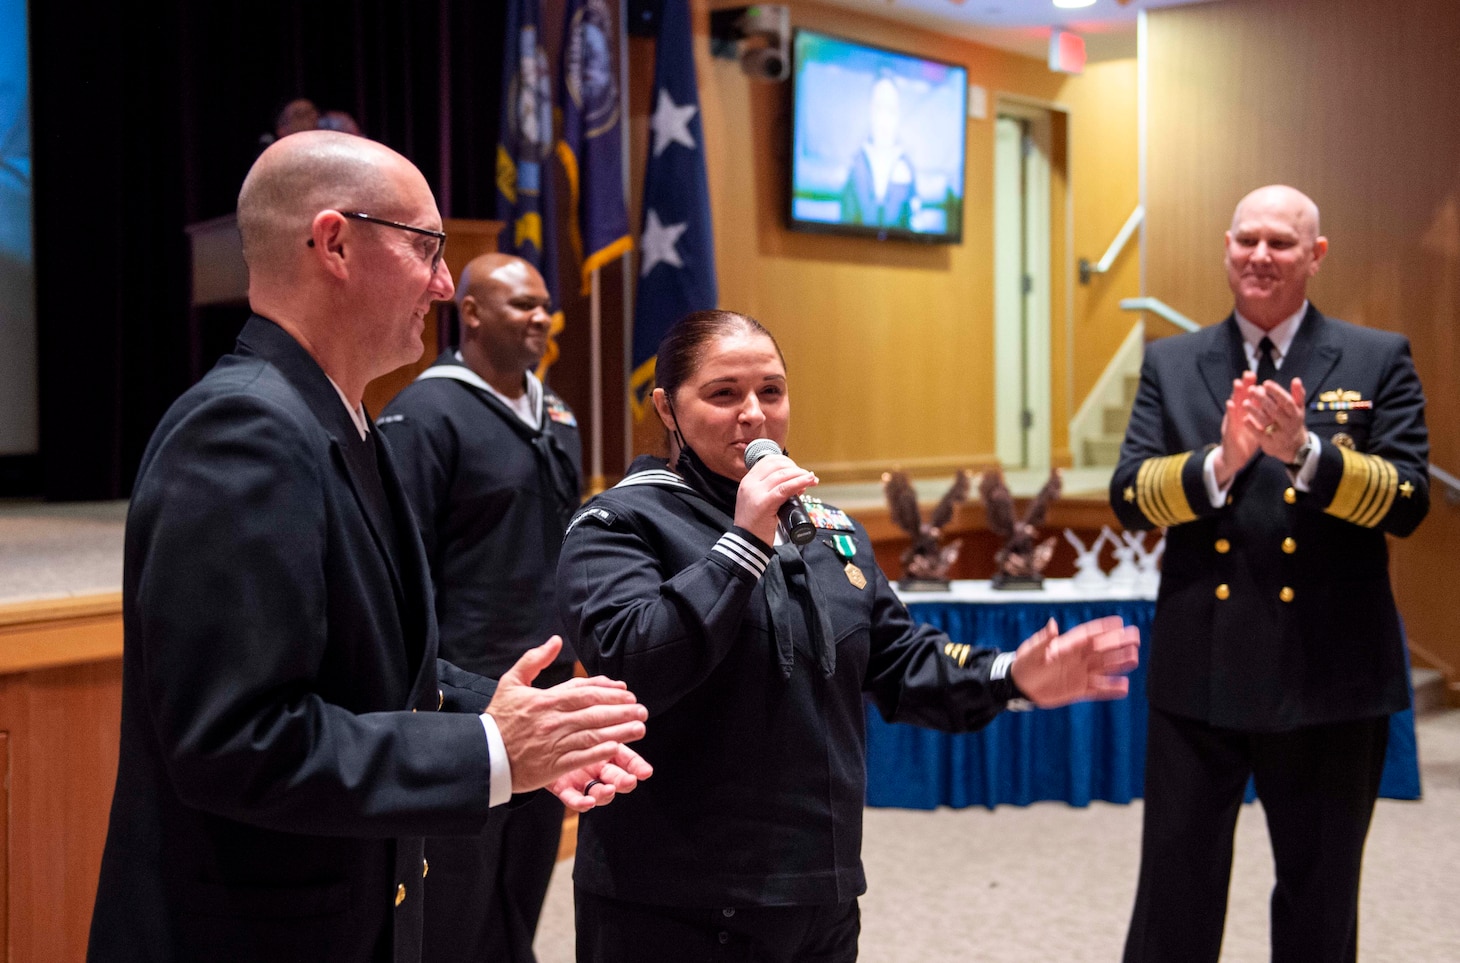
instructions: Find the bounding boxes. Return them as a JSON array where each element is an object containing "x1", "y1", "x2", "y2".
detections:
[
  {"x1": 557, "y1": 0, "x2": 631, "y2": 295},
  {"x1": 629, "y1": 0, "x2": 717, "y2": 422},
  {"x1": 497, "y1": 0, "x2": 564, "y2": 371}
]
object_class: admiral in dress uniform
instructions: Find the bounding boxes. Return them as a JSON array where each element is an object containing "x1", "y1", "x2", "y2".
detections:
[
  {"x1": 379, "y1": 253, "x2": 584, "y2": 963},
  {"x1": 1113, "y1": 186, "x2": 1430, "y2": 963},
  {"x1": 559, "y1": 309, "x2": 1140, "y2": 962}
]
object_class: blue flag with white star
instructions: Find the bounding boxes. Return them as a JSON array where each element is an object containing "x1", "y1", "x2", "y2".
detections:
[
  {"x1": 629, "y1": 0, "x2": 716, "y2": 422},
  {"x1": 557, "y1": 0, "x2": 631, "y2": 295},
  {"x1": 496, "y1": 0, "x2": 561, "y2": 311}
]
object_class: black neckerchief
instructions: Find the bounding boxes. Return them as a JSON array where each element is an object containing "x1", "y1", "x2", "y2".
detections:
[{"x1": 670, "y1": 440, "x2": 836, "y2": 679}]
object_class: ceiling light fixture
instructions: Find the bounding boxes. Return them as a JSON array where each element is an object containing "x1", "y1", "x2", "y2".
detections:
[{"x1": 1053, "y1": 0, "x2": 1097, "y2": 9}]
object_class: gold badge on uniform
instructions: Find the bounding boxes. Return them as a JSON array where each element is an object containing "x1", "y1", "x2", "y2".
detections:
[
  {"x1": 825, "y1": 534, "x2": 866, "y2": 590},
  {"x1": 1332, "y1": 432, "x2": 1355, "y2": 450}
]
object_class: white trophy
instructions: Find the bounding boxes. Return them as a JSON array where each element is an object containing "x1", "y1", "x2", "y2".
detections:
[
  {"x1": 1107, "y1": 527, "x2": 1141, "y2": 591},
  {"x1": 1064, "y1": 528, "x2": 1111, "y2": 591},
  {"x1": 1136, "y1": 533, "x2": 1166, "y2": 595}
]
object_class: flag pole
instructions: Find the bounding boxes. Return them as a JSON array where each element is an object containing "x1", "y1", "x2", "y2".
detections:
[
  {"x1": 589, "y1": 266, "x2": 605, "y2": 495},
  {"x1": 619, "y1": 0, "x2": 635, "y2": 476}
]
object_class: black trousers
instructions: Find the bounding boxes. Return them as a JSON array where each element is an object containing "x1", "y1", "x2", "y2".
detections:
[
  {"x1": 421, "y1": 661, "x2": 575, "y2": 963},
  {"x1": 575, "y1": 889, "x2": 861, "y2": 963},
  {"x1": 1124, "y1": 706, "x2": 1390, "y2": 963}
]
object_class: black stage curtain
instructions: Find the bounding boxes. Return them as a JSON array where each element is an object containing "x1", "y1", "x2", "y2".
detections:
[{"x1": 29, "y1": 0, "x2": 505, "y2": 500}]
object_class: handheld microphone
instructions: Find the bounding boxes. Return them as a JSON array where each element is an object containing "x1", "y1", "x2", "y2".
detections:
[{"x1": 743, "y1": 438, "x2": 817, "y2": 546}]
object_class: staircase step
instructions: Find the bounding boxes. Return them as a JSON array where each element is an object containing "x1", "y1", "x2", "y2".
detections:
[
  {"x1": 1413, "y1": 666, "x2": 1449, "y2": 715},
  {"x1": 1103, "y1": 405, "x2": 1132, "y2": 437},
  {"x1": 1083, "y1": 437, "x2": 1123, "y2": 468},
  {"x1": 1122, "y1": 373, "x2": 1141, "y2": 408}
]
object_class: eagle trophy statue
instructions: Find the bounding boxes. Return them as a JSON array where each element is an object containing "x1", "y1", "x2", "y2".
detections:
[
  {"x1": 980, "y1": 466, "x2": 1062, "y2": 590},
  {"x1": 881, "y1": 469, "x2": 973, "y2": 591}
]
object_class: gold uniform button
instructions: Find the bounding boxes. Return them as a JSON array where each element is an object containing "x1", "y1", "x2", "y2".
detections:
[
  {"x1": 1280, "y1": 587, "x2": 1295, "y2": 603},
  {"x1": 1282, "y1": 537, "x2": 1296, "y2": 554},
  {"x1": 1283, "y1": 487, "x2": 1297, "y2": 504},
  {"x1": 438, "y1": 689, "x2": 445, "y2": 710},
  {"x1": 1336, "y1": 410, "x2": 1349, "y2": 425},
  {"x1": 395, "y1": 884, "x2": 407, "y2": 907},
  {"x1": 1215, "y1": 584, "x2": 1230, "y2": 601},
  {"x1": 1215, "y1": 539, "x2": 1231, "y2": 554},
  {"x1": 423, "y1": 859, "x2": 430, "y2": 878}
]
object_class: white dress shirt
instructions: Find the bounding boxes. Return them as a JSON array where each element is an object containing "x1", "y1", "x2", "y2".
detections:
[{"x1": 1202, "y1": 302, "x2": 1322, "y2": 507}]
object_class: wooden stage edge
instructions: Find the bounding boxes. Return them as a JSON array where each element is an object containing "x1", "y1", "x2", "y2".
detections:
[
  {"x1": 0, "y1": 592, "x2": 123, "y2": 674},
  {"x1": 0, "y1": 592, "x2": 593, "y2": 868}
]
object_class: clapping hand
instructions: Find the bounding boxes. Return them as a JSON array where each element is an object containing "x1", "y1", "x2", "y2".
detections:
[
  {"x1": 548, "y1": 745, "x2": 655, "y2": 813},
  {"x1": 486, "y1": 637, "x2": 651, "y2": 798},
  {"x1": 1214, "y1": 372, "x2": 1263, "y2": 486},
  {"x1": 1244, "y1": 376, "x2": 1308, "y2": 465},
  {"x1": 1009, "y1": 616, "x2": 1140, "y2": 709}
]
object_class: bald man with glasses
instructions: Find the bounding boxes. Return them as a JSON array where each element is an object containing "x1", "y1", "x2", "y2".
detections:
[{"x1": 88, "y1": 131, "x2": 651, "y2": 963}]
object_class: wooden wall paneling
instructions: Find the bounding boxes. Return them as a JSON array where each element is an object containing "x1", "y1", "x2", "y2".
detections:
[
  {"x1": 639, "y1": 0, "x2": 1144, "y2": 482},
  {"x1": 1061, "y1": 59, "x2": 1141, "y2": 407},
  {"x1": 0, "y1": 660, "x2": 123, "y2": 963},
  {"x1": 1145, "y1": 0, "x2": 1460, "y2": 677},
  {"x1": 1, "y1": 731, "x2": 7, "y2": 956},
  {"x1": 0, "y1": 597, "x2": 125, "y2": 962}
]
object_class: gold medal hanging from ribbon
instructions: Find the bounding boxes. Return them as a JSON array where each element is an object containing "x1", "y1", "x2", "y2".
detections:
[{"x1": 826, "y1": 534, "x2": 866, "y2": 590}]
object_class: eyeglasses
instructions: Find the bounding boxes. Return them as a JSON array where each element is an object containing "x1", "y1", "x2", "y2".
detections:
[{"x1": 307, "y1": 210, "x2": 447, "y2": 273}]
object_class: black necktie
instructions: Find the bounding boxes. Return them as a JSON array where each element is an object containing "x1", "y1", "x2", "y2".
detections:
[{"x1": 1255, "y1": 336, "x2": 1279, "y2": 385}]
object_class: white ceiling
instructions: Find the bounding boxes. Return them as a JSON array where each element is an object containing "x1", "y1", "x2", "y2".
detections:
[{"x1": 809, "y1": 0, "x2": 1219, "y2": 63}]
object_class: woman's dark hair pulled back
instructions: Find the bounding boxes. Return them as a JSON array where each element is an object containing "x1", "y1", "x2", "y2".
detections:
[{"x1": 655, "y1": 309, "x2": 783, "y2": 400}]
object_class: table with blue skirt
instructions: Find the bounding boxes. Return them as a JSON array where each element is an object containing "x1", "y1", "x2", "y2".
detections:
[{"x1": 864, "y1": 579, "x2": 1422, "y2": 809}]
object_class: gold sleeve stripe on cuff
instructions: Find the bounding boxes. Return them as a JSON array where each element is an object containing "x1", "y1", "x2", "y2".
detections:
[
  {"x1": 1136, "y1": 458, "x2": 1174, "y2": 526},
  {"x1": 1136, "y1": 453, "x2": 1195, "y2": 527},
  {"x1": 1325, "y1": 447, "x2": 1398, "y2": 528}
]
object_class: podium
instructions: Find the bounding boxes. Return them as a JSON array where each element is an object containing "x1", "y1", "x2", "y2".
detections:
[{"x1": 183, "y1": 215, "x2": 504, "y2": 413}]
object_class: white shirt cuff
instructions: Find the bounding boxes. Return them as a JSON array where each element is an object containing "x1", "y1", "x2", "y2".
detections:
[
  {"x1": 1292, "y1": 431, "x2": 1321, "y2": 491},
  {"x1": 480, "y1": 712, "x2": 513, "y2": 807},
  {"x1": 1202, "y1": 447, "x2": 1233, "y2": 508}
]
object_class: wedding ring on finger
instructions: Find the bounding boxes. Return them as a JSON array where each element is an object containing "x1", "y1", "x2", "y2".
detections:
[
  {"x1": 584, "y1": 778, "x2": 604, "y2": 793},
  {"x1": 1264, "y1": 423, "x2": 1277, "y2": 436}
]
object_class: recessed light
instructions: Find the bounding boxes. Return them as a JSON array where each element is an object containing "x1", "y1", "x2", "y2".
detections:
[{"x1": 1053, "y1": 0, "x2": 1097, "y2": 9}]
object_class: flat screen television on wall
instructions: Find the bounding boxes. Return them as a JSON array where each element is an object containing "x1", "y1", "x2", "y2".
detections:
[{"x1": 789, "y1": 29, "x2": 968, "y2": 244}]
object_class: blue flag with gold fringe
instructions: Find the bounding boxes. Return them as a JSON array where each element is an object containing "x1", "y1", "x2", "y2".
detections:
[
  {"x1": 496, "y1": 0, "x2": 561, "y2": 335},
  {"x1": 629, "y1": 0, "x2": 717, "y2": 422},
  {"x1": 557, "y1": 0, "x2": 631, "y2": 295}
]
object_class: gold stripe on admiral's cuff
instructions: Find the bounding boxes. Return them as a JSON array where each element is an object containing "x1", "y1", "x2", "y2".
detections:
[
  {"x1": 1135, "y1": 458, "x2": 1169, "y2": 526},
  {"x1": 1136, "y1": 453, "x2": 1194, "y2": 527},
  {"x1": 1325, "y1": 447, "x2": 1398, "y2": 528}
]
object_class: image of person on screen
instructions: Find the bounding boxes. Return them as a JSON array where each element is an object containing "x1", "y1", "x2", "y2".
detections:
[{"x1": 840, "y1": 76, "x2": 918, "y2": 230}]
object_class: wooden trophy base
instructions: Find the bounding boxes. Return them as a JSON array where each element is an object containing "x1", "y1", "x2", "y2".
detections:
[
  {"x1": 991, "y1": 573, "x2": 1045, "y2": 591},
  {"x1": 898, "y1": 578, "x2": 953, "y2": 592}
]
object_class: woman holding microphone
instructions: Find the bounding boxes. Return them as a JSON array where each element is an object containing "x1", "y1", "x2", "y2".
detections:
[{"x1": 557, "y1": 310, "x2": 1138, "y2": 961}]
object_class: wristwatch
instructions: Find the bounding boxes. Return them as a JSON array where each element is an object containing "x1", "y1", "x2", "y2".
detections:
[{"x1": 1286, "y1": 436, "x2": 1315, "y2": 472}]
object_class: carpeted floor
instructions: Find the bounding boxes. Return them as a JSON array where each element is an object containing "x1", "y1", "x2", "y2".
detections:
[{"x1": 534, "y1": 708, "x2": 1460, "y2": 961}]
